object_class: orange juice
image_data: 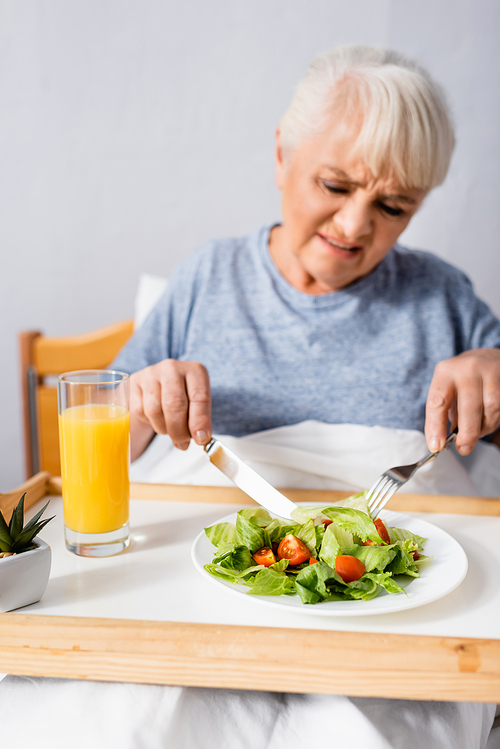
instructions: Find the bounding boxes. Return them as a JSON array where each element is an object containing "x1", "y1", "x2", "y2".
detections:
[{"x1": 59, "y1": 404, "x2": 130, "y2": 534}]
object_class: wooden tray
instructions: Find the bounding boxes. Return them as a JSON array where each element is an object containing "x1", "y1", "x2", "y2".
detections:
[{"x1": 1, "y1": 472, "x2": 499, "y2": 703}]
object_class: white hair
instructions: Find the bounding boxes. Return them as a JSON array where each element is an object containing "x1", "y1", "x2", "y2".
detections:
[{"x1": 280, "y1": 46, "x2": 455, "y2": 190}]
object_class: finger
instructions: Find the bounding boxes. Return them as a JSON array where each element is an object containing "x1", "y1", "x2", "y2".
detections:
[
  {"x1": 455, "y1": 376, "x2": 483, "y2": 455},
  {"x1": 480, "y1": 387, "x2": 500, "y2": 437},
  {"x1": 129, "y1": 378, "x2": 146, "y2": 422},
  {"x1": 425, "y1": 366, "x2": 455, "y2": 452},
  {"x1": 161, "y1": 364, "x2": 191, "y2": 449},
  {"x1": 185, "y1": 363, "x2": 212, "y2": 445},
  {"x1": 141, "y1": 376, "x2": 168, "y2": 435}
]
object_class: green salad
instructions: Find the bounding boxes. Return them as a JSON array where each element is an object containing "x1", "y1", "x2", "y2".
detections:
[{"x1": 203, "y1": 494, "x2": 429, "y2": 604}]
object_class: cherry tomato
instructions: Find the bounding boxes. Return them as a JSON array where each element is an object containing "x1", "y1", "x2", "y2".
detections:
[
  {"x1": 309, "y1": 557, "x2": 319, "y2": 565},
  {"x1": 374, "y1": 519, "x2": 390, "y2": 544},
  {"x1": 362, "y1": 539, "x2": 376, "y2": 546},
  {"x1": 335, "y1": 555, "x2": 366, "y2": 583},
  {"x1": 277, "y1": 535, "x2": 311, "y2": 565},
  {"x1": 412, "y1": 550, "x2": 420, "y2": 561},
  {"x1": 252, "y1": 547, "x2": 276, "y2": 567},
  {"x1": 323, "y1": 519, "x2": 333, "y2": 527}
]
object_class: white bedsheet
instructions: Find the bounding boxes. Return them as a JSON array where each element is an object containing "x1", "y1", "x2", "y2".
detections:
[
  {"x1": 0, "y1": 676, "x2": 496, "y2": 749},
  {"x1": 2, "y1": 422, "x2": 499, "y2": 748},
  {"x1": 131, "y1": 420, "x2": 500, "y2": 498}
]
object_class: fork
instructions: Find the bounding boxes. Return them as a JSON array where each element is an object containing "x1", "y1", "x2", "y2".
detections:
[{"x1": 366, "y1": 429, "x2": 458, "y2": 519}]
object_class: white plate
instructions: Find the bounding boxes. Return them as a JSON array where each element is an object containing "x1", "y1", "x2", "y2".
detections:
[{"x1": 191, "y1": 509, "x2": 468, "y2": 617}]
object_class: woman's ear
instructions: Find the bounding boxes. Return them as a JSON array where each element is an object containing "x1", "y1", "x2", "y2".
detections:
[{"x1": 275, "y1": 127, "x2": 285, "y2": 190}]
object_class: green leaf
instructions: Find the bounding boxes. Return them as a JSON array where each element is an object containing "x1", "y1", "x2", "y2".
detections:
[
  {"x1": 203, "y1": 563, "x2": 262, "y2": 584},
  {"x1": 204, "y1": 522, "x2": 236, "y2": 547},
  {"x1": 336, "y1": 492, "x2": 372, "y2": 516},
  {"x1": 237, "y1": 508, "x2": 272, "y2": 526},
  {"x1": 270, "y1": 558, "x2": 289, "y2": 573},
  {"x1": 219, "y1": 545, "x2": 254, "y2": 572},
  {"x1": 0, "y1": 509, "x2": 13, "y2": 550},
  {"x1": 343, "y1": 575, "x2": 380, "y2": 600},
  {"x1": 388, "y1": 526, "x2": 426, "y2": 550},
  {"x1": 318, "y1": 525, "x2": 340, "y2": 567},
  {"x1": 291, "y1": 505, "x2": 329, "y2": 524},
  {"x1": 247, "y1": 568, "x2": 296, "y2": 596},
  {"x1": 11, "y1": 516, "x2": 54, "y2": 551},
  {"x1": 15, "y1": 501, "x2": 50, "y2": 539},
  {"x1": 265, "y1": 519, "x2": 297, "y2": 544},
  {"x1": 8, "y1": 493, "x2": 25, "y2": 540},
  {"x1": 314, "y1": 523, "x2": 325, "y2": 554},
  {"x1": 321, "y1": 507, "x2": 382, "y2": 543},
  {"x1": 342, "y1": 543, "x2": 397, "y2": 573},
  {"x1": 295, "y1": 519, "x2": 317, "y2": 556},
  {"x1": 235, "y1": 512, "x2": 268, "y2": 552},
  {"x1": 295, "y1": 561, "x2": 337, "y2": 603},
  {"x1": 295, "y1": 581, "x2": 324, "y2": 604},
  {"x1": 365, "y1": 572, "x2": 406, "y2": 595},
  {"x1": 385, "y1": 540, "x2": 419, "y2": 577}
]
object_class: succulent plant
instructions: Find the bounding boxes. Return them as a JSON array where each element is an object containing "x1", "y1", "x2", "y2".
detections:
[{"x1": 0, "y1": 493, "x2": 54, "y2": 557}]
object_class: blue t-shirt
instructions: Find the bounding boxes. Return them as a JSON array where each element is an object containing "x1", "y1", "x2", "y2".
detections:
[{"x1": 113, "y1": 225, "x2": 500, "y2": 436}]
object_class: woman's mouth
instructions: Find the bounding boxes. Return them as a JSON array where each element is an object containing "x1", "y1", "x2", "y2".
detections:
[{"x1": 317, "y1": 233, "x2": 364, "y2": 258}]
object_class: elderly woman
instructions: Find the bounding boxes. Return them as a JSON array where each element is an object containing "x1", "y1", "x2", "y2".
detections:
[
  {"x1": 3, "y1": 46, "x2": 499, "y2": 749},
  {"x1": 114, "y1": 47, "x2": 500, "y2": 469}
]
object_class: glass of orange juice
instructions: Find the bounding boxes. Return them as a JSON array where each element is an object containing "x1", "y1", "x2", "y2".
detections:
[{"x1": 57, "y1": 370, "x2": 130, "y2": 557}]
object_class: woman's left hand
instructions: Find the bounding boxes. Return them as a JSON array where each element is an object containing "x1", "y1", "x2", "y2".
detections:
[{"x1": 425, "y1": 348, "x2": 500, "y2": 455}]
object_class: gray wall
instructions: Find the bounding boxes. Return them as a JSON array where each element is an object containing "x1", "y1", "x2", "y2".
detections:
[{"x1": 1, "y1": 0, "x2": 499, "y2": 487}]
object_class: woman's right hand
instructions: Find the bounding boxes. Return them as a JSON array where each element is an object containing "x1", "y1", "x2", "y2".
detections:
[{"x1": 129, "y1": 360, "x2": 212, "y2": 461}]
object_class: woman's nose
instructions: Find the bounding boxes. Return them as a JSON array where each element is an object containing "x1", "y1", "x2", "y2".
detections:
[{"x1": 333, "y1": 195, "x2": 372, "y2": 241}]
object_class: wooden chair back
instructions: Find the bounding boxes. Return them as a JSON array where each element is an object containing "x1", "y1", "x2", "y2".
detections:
[{"x1": 19, "y1": 320, "x2": 134, "y2": 478}]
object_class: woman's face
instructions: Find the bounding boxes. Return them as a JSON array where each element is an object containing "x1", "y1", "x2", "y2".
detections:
[{"x1": 270, "y1": 119, "x2": 427, "y2": 294}]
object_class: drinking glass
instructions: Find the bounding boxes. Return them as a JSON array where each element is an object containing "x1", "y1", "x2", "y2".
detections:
[{"x1": 57, "y1": 370, "x2": 130, "y2": 556}]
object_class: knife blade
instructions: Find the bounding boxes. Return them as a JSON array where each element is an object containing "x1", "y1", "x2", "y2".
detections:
[{"x1": 204, "y1": 438, "x2": 298, "y2": 520}]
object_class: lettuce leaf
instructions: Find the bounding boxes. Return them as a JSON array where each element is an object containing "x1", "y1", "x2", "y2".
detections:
[
  {"x1": 265, "y1": 518, "x2": 298, "y2": 544},
  {"x1": 205, "y1": 522, "x2": 236, "y2": 546},
  {"x1": 203, "y1": 563, "x2": 263, "y2": 583},
  {"x1": 295, "y1": 561, "x2": 337, "y2": 603},
  {"x1": 235, "y1": 513, "x2": 270, "y2": 552},
  {"x1": 295, "y1": 518, "x2": 317, "y2": 556},
  {"x1": 321, "y1": 507, "x2": 382, "y2": 543},
  {"x1": 342, "y1": 543, "x2": 397, "y2": 572},
  {"x1": 238, "y1": 507, "x2": 273, "y2": 526},
  {"x1": 385, "y1": 539, "x2": 419, "y2": 577},
  {"x1": 247, "y1": 567, "x2": 296, "y2": 596},
  {"x1": 337, "y1": 492, "x2": 371, "y2": 516},
  {"x1": 318, "y1": 525, "x2": 340, "y2": 567},
  {"x1": 388, "y1": 526, "x2": 426, "y2": 550},
  {"x1": 213, "y1": 544, "x2": 254, "y2": 571}
]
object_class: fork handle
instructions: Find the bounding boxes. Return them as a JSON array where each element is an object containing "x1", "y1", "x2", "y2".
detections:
[{"x1": 415, "y1": 428, "x2": 458, "y2": 470}]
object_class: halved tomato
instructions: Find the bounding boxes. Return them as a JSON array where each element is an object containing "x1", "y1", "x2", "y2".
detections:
[
  {"x1": 323, "y1": 519, "x2": 333, "y2": 527},
  {"x1": 309, "y1": 557, "x2": 319, "y2": 565},
  {"x1": 277, "y1": 535, "x2": 311, "y2": 565},
  {"x1": 335, "y1": 555, "x2": 366, "y2": 583},
  {"x1": 252, "y1": 547, "x2": 276, "y2": 567},
  {"x1": 374, "y1": 519, "x2": 390, "y2": 544}
]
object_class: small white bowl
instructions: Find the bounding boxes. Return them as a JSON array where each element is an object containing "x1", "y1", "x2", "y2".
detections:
[{"x1": 0, "y1": 539, "x2": 51, "y2": 612}]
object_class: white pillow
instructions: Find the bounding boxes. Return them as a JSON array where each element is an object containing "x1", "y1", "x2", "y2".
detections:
[{"x1": 134, "y1": 273, "x2": 168, "y2": 330}]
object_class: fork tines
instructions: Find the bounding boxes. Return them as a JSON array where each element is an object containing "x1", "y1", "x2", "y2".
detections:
[{"x1": 366, "y1": 475, "x2": 400, "y2": 519}]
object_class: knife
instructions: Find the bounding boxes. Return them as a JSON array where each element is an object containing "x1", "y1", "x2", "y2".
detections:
[{"x1": 204, "y1": 438, "x2": 298, "y2": 520}]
